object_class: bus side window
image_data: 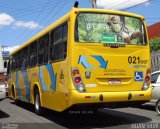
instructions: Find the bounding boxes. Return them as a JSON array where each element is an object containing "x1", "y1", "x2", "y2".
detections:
[
  {"x1": 14, "y1": 51, "x2": 22, "y2": 71},
  {"x1": 17, "y1": 60, "x2": 22, "y2": 70},
  {"x1": 62, "y1": 23, "x2": 68, "y2": 59},
  {"x1": 38, "y1": 34, "x2": 49, "y2": 65},
  {"x1": 50, "y1": 22, "x2": 68, "y2": 62},
  {"x1": 12, "y1": 60, "x2": 16, "y2": 72},
  {"x1": 22, "y1": 46, "x2": 29, "y2": 70},
  {"x1": 29, "y1": 54, "x2": 37, "y2": 67},
  {"x1": 10, "y1": 58, "x2": 14, "y2": 72},
  {"x1": 29, "y1": 41, "x2": 37, "y2": 67},
  {"x1": 22, "y1": 58, "x2": 29, "y2": 70}
]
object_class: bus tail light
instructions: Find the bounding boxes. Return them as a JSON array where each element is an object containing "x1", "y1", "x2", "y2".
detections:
[
  {"x1": 146, "y1": 70, "x2": 151, "y2": 76},
  {"x1": 142, "y1": 69, "x2": 151, "y2": 90},
  {"x1": 75, "y1": 77, "x2": 81, "y2": 83},
  {"x1": 145, "y1": 76, "x2": 150, "y2": 83},
  {"x1": 73, "y1": 69, "x2": 79, "y2": 76},
  {"x1": 72, "y1": 68, "x2": 86, "y2": 92}
]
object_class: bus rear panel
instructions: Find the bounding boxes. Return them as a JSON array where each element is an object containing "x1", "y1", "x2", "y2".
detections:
[{"x1": 67, "y1": 9, "x2": 151, "y2": 109}]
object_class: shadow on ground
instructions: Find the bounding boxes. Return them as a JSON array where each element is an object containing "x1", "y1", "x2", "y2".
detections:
[
  {"x1": 0, "y1": 110, "x2": 10, "y2": 119},
  {"x1": 10, "y1": 100, "x2": 153, "y2": 129},
  {"x1": 140, "y1": 105, "x2": 155, "y2": 111}
]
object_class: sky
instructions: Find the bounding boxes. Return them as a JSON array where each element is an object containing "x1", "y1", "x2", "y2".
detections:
[{"x1": 0, "y1": 0, "x2": 160, "y2": 52}]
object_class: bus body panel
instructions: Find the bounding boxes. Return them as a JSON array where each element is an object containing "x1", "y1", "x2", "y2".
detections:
[
  {"x1": 8, "y1": 8, "x2": 151, "y2": 112},
  {"x1": 68, "y1": 88, "x2": 152, "y2": 106},
  {"x1": 8, "y1": 61, "x2": 71, "y2": 111},
  {"x1": 71, "y1": 44, "x2": 150, "y2": 92}
]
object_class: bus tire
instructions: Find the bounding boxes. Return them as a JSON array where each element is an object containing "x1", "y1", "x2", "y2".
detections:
[
  {"x1": 155, "y1": 99, "x2": 160, "y2": 115},
  {"x1": 12, "y1": 86, "x2": 15, "y2": 99},
  {"x1": 34, "y1": 88, "x2": 42, "y2": 115}
]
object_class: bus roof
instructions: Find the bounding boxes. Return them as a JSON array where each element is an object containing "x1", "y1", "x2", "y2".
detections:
[
  {"x1": 10, "y1": 7, "x2": 145, "y2": 56},
  {"x1": 73, "y1": 8, "x2": 144, "y2": 19}
]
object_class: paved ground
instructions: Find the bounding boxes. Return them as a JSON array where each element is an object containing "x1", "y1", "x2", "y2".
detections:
[{"x1": 0, "y1": 98, "x2": 160, "y2": 129}]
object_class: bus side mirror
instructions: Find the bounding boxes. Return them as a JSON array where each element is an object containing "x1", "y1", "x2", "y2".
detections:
[
  {"x1": 7, "y1": 60, "x2": 10, "y2": 75},
  {"x1": 4, "y1": 61, "x2": 7, "y2": 68}
]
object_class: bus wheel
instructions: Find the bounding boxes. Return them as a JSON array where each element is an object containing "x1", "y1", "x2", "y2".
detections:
[
  {"x1": 12, "y1": 86, "x2": 15, "y2": 99},
  {"x1": 155, "y1": 99, "x2": 160, "y2": 115},
  {"x1": 34, "y1": 89, "x2": 42, "y2": 115}
]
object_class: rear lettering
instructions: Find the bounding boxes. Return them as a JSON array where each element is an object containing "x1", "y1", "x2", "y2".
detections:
[{"x1": 128, "y1": 56, "x2": 148, "y2": 64}]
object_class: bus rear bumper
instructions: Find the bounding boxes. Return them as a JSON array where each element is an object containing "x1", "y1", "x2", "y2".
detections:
[{"x1": 67, "y1": 88, "x2": 152, "y2": 109}]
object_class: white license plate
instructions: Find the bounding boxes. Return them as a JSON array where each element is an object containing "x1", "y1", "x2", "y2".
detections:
[{"x1": 108, "y1": 80, "x2": 121, "y2": 84}]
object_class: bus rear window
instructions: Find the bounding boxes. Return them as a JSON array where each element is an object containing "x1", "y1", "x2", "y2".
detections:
[{"x1": 75, "y1": 13, "x2": 147, "y2": 45}]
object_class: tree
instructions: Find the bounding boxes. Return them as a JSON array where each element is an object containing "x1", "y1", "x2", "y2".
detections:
[{"x1": 150, "y1": 37, "x2": 160, "y2": 52}]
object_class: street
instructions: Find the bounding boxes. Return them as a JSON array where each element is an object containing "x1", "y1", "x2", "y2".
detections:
[{"x1": 0, "y1": 99, "x2": 160, "y2": 129}]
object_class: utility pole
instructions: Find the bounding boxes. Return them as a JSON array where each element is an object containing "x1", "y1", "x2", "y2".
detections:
[{"x1": 92, "y1": 0, "x2": 97, "y2": 8}]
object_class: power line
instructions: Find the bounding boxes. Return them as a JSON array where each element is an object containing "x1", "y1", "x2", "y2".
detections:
[
  {"x1": 9, "y1": 0, "x2": 66, "y2": 47},
  {"x1": 9, "y1": 0, "x2": 53, "y2": 47},
  {"x1": 24, "y1": 0, "x2": 67, "y2": 42},
  {"x1": 19, "y1": 0, "x2": 63, "y2": 43},
  {"x1": 122, "y1": 0, "x2": 151, "y2": 11},
  {"x1": 110, "y1": 0, "x2": 131, "y2": 9},
  {"x1": 89, "y1": 0, "x2": 92, "y2": 4},
  {"x1": 0, "y1": 3, "x2": 58, "y2": 21},
  {"x1": 0, "y1": 1, "x2": 49, "y2": 13},
  {"x1": 41, "y1": 0, "x2": 66, "y2": 26},
  {"x1": 146, "y1": 18, "x2": 160, "y2": 19}
]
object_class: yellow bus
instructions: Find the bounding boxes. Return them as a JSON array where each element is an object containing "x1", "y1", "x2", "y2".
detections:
[{"x1": 8, "y1": 7, "x2": 152, "y2": 114}]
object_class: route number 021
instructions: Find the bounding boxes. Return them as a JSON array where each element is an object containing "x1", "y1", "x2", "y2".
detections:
[{"x1": 128, "y1": 56, "x2": 148, "y2": 64}]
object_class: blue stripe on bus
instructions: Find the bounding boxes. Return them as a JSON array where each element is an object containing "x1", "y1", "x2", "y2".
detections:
[
  {"x1": 21, "y1": 70, "x2": 30, "y2": 102},
  {"x1": 16, "y1": 72, "x2": 23, "y2": 101},
  {"x1": 39, "y1": 66, "x2": 48, "y2": 91},
  {"x1": 46, "y1": 64, "x2": 56, "y2": 91}
]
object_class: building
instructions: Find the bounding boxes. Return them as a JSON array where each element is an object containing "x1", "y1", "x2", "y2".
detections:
[
  {"x1": 0, "y1": 46, "x2": 9, "y2": 73},
  {"x1": 148, "y1": 22, "x2": 160, "y2": 72},
  {"x1": 151, "y1": 51, "x2": 160, "y2": 72},
  {"x1": 148, "y1": 22, "x2": 160, "y2": 40}
]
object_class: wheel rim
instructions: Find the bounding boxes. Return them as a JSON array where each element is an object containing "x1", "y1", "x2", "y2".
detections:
[{"x1": 35, "y1": 94, "x2": 39, "y2": 110}]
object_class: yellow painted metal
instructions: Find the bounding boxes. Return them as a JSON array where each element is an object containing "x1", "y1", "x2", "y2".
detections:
[{"x1": 8, "y1": 7, "x2": 151, "y2": 112}]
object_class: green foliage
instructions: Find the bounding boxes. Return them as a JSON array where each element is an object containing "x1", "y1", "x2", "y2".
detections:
[{"x1": 150, "y1": 37, "x2": 160, "y2": 52}]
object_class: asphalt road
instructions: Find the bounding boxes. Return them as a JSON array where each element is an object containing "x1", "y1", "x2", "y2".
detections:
[{"x1": 0, "y1": 98, "x2": 160, "y2": 129}]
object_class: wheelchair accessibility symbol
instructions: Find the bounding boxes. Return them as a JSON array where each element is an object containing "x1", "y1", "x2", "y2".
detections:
[{"x1": 134, "y1": 72, "x2": 143, "y2": 81}]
